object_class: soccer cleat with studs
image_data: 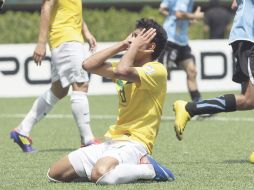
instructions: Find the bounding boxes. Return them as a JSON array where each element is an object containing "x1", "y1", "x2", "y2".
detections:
[{"x1": 10, "y1": 129, "x2": 37, "y2": 153}]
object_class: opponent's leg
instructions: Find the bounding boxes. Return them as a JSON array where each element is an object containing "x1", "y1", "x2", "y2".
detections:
[{"x1": 180, "y1": 58, "x2": 201, "y2": 102}]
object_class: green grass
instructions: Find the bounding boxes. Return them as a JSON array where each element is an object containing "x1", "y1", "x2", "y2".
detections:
[{"x1": 1, "y1": 91, "x2": 254, "y2": 190}]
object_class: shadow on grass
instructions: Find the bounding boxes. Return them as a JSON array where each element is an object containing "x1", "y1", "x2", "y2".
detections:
[
  {"x1": 223, "y1": 160, "x2": 248, "y2": 164},
  {"x1": 51, "y1": 178, "x2": 155, "y2": 184},
  {"x1": 39, "y1": 148, "x2": 75, "y2": 152},
  {"x1": 68, "y1": 179, "x2": 160, "y2": 184},
  {"x1": 171, "y1": 160, "x2": 248, "y2": 164}
]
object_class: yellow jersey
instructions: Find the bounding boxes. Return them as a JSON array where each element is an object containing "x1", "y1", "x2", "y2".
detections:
[
  {"x1": 104, "y1": 62, "x2": 167, "y2": 154},
  {"x1": 49, "y1": 0, "x2": 84, "y2": 48}
]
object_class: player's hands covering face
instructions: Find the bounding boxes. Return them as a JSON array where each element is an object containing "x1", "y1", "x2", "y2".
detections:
[{"x1": 130, "y1": 28, "x2": 156, "y2": 53}]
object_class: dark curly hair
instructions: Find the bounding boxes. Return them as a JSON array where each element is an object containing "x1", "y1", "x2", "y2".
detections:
[{"x1": 136, "y1": 18, "x2": 167, "y2": 60}]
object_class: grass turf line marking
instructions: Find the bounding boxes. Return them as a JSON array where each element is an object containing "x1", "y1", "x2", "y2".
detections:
[{"x1": 0, "y1": 114, "x2": 254, "y2": 122}]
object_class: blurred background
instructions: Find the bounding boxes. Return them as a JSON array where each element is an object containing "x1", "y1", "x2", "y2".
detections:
[
  {"x1": 0, "y1": 0, "x2": 239, "y2": 97},
  {"x1": 0, "y1": 0, "x2": 234, "y2": 43}
]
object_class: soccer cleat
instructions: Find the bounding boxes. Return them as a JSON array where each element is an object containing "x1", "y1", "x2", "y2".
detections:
[
  {"x1": 10, "y1": 130, "x2": 37, "y2": 153},
  {"x1": 80, "y1": 139, "x2": 101, "y2": 147},
  {"x1": 173, "y1": 100, "x2": 191, "y2": 141},
  {"x1": 147, "y1": 155, "x2": 175, "y2": 182}
]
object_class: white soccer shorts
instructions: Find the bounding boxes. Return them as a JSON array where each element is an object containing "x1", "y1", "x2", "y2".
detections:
[
  {"x1": 51, "y1": 42, "x2": 89, "y2": 88},
  {"x1": 68, "y1": 140, "x2": 148, "y2": 180}
]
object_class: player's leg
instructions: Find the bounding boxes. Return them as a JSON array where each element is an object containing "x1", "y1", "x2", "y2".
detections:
[
  {"x1": 48, "y1": 142, "x2": 106, "y2": 182},
  {"x1": 93, "y1": 157, "x2": 157, "y2": 184},
  {"x1": 93, "y1": 141, "x2": 174, "y2": 184},
  {"x1": 71, "y1": 82, "x2": 96, "y2": 146},
  {"x1": 186, "y1": 80, "x2": 254, "y2": 115},
  {"x1": 95, "y1": 156, "x2": 175, "y2": 184},
  {"x1": 67, "y1": 42, "x2": 96, "y2": 146},
  {"x1": 179, "y1": 55, "x2": 201, "y2": 102},
  {"x1": 235, "y1": 81, "x2": 254, "y2": 110},
  {"x1": 177, "y1": 41, "x2": 254, "y2": 117},
  {"x1": 173, "y1": 41, "x2": 254, "y2": 140},
  {"x1": 11, "y1": 42, "x2": 72, "y2": 152},
  {"x1": 11, "y1": 80, "x2": 68, "y2": 152},
  {"x1": 47, "y1": 155, "x2": 80, "y2": 182},
  {"x1": 92, "y1": 141, "x2": 153, "y2": 184}
]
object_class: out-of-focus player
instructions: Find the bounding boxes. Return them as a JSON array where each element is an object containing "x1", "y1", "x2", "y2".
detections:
[
  {"x1": 10, "y1": 0, "x2": 98, "y2": 153},
  {"x1": 158, "y1": 0, "x2": 204, "y2": 102}
]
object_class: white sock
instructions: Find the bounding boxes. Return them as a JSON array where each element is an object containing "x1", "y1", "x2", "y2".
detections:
[
  {"x1": 71, "y1": 91, "x2": 94, "y2": 145},
  {"x1": 96, "y1": 164, "x2": 155, "y2": 185},
  {"x1": 17, "y1": 89, "x2": 59, "y2": 136}
]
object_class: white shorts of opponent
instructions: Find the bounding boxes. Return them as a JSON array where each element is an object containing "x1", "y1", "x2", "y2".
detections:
[
  {"x1": 51, "y1": 41, "x2": 89, "y2": 88},
  {"x1": 68, "y1": 140, "x2": 148, "y2": 180}
]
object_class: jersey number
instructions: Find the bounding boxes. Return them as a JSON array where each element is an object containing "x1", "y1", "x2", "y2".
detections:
[{"x1": 120, "y1": 88, "x2": 126, "y2": 103}]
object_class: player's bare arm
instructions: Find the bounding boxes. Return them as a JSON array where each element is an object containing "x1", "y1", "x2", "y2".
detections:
[
  {"x1": 33, "y1": 0, "x2": 55, "y2": 65},
  {"x1": 82, "y1": 41, "x2": 127, "y2": 79},
  {"x1": 82, "y1": 21, "x2": 97, "y2": 52},
  {"x1": 175, "y1": 6, "x2": 204, "y2": 20}
]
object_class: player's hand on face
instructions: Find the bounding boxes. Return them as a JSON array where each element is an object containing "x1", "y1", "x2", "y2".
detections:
[
  {"x1": 85, "y1": 32, "x2": 97, "y2": 53},
  {"x1": 131, "y1": 28, "x2": 156, "y2": 53},
  {"x1": 194, "y1": 6, "x2": 204, "y2": 20},
  {"x1": 33, "y1": 43, "x2": 46, "y2": 66}
]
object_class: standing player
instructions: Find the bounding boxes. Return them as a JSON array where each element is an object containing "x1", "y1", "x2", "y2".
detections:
[
  {"x1": 158, "y1": 0, "x2": 204, "y2": 102},
  {"x1": 46, "y1": 19, "x2": 175, "y2": 184},
  {"x1": 204, "y1": 0, "x2": 232, "y2": 39},
  {"x1": 173, "y1": 0, "x2": 254, "y2": 159},
  {"x1": 10, "y1": 0, "x2": 97, "y2": 153}
]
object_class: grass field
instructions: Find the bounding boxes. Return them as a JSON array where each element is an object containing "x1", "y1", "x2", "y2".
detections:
[{"x1": 1, "y1": 91, "x2": 254, "y2": 190}]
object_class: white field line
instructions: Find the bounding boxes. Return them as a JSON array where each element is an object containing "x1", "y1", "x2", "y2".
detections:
[{"x1": 0, "y1": 114, "x2": 253, "y2": 122}]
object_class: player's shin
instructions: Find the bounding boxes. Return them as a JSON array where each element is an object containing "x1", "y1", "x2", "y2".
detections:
[
  {"x1": 186, "y1": 94, "x2": 237, "y2": 117},
  {"x1": 71, "y1": 91, "x2": 94, "y2": 145},
  {"x1": 96, "y1": 164, "x2": 155, "y2": 185},
  {"x1": 17, "y1": 89, "x2": 59, "y2": 136}
]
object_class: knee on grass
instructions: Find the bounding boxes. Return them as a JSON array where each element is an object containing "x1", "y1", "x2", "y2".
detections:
[
  {"x1": 47, "y1": 168, "x2": 74, "y2": 183},
  {"x1": 47, "y1": 168, "x2": 63, "y2": 183}
]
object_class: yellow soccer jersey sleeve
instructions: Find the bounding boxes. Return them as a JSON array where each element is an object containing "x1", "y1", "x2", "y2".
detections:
[
  {"x1": 104, "y1": 62, "x2": 167, "y2": 154},
  {"x1": 48, "y1": 0, "x2": 84, "y2": 48}
]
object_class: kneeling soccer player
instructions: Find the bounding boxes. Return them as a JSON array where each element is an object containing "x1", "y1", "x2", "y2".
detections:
[{"x1": 47, "y1": 18, "x2": 175, "y2": 184}]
